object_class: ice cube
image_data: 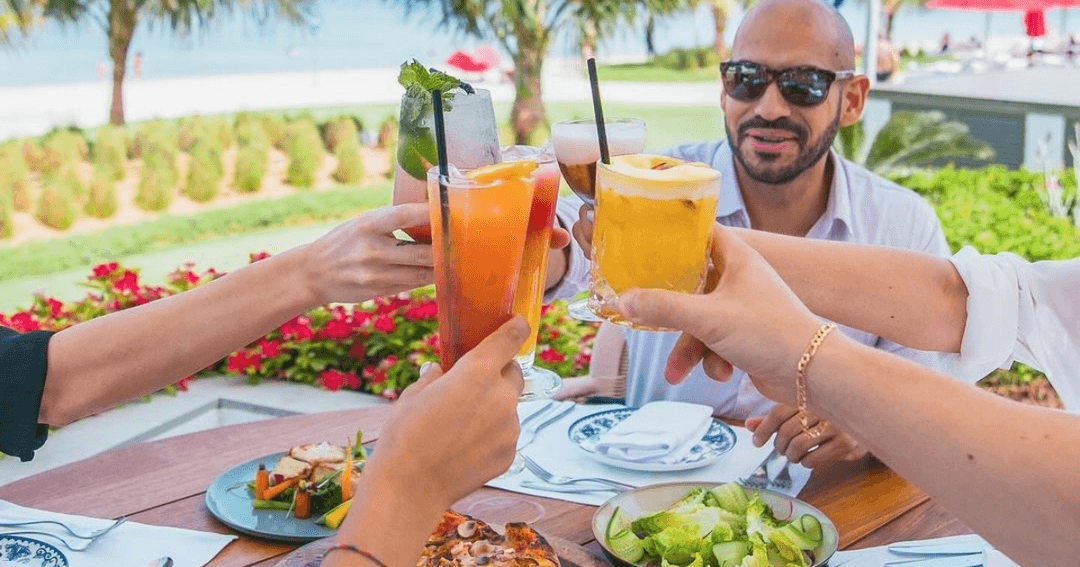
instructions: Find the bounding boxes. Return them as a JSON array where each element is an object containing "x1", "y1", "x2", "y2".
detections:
[
  {"x1": 500, "y1": 145, "x2": 541, "y2": 162},
  {"x1": 445, "y1": 164, "x2": 465, "y2": 180}
]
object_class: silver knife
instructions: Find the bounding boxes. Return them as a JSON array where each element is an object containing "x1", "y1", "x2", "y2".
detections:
[
  {"x1": 519, "y1": 401, "x2": 555, "y2": 428},
  {"x1": 884, "y1": 556, "x2": 984, "y2": 567},
  {"x1": 888, "y1": 543, "x2": 986, "y2": 556},
  {"x1": 516, "y1": 402, "x2": 575, "y2": 450},
  {"x1": 520, "y1": 480, "x2": 618, "y2": 493}
]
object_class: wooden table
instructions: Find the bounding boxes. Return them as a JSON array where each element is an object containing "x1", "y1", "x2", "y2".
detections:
[{"x1": 0, "y1": 406, "x2": 972, "y2": 566}]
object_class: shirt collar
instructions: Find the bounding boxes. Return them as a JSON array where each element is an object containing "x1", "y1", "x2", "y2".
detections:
[{"x1": 713, "y1": 140, "x2": 853, "y2": 238}]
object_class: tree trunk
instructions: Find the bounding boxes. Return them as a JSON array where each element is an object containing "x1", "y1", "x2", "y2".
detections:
[
  {"x1": 711, "y1": 1, "x2": 729, "y2": 60},
  {"x1": 884, "y1": 9, "x2": 897, "y2": 42},
  {"x1": 511, "y1": 46, "x2": 546, "y2": 145},
  {"x1": 645, "y1": 15, "x2": 656, "y2": 56},
  {"x1": 108, "y1": 0, "x2": 137, "y2": 125},
  {"x1": 580, "y1": 20, "x2": 597, "y2": 74}
]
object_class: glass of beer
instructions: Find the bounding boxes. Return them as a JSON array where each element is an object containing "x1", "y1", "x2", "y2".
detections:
[
  {"x1": 503, "y1": 145, "x2": 562, "y2": 400},
  {"x1": 551, "y1": 118, "x2": 646, "y2": 321},
  {"x1": 427, "y1": 161, "x2": 535, "y2": 369},
  {"x1": 590, "y1": 154, "x2": 721, "y2": 331},
  {"x1": 396, "y1": 88, "x2": 501, "y2": 242}
]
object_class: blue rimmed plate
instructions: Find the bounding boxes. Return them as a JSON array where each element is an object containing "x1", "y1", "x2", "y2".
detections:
[
  {"x1": 567, "y1": 408, "x2": 737, "y2": 472},
  {"x1": 0, "y1": 535, "x2": 68, "y2": 567}
]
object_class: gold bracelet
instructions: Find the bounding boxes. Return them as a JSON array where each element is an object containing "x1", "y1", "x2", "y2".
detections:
[{"x1": 796, "y1": 323, "x2": 836, "y2": 438}]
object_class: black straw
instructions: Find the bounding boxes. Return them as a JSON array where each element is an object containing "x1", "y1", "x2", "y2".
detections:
[
  {"x1": 431, "y1": 89, "x2": 457, "y2": 366},
  {"x1": 587, "y1": 58, "x2": 611, "y2": 165}
]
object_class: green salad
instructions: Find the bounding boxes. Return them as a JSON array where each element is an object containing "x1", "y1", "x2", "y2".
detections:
[{"x1": 605, "y1": 483, "x2": 824, "y2": 567}]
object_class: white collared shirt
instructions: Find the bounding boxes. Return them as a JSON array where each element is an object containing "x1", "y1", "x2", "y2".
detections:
[
  {"x1": 550, "y1": 139, "x2": 952, "y2": 419},
  {"x1": 945, "y1": 248, "x2": 1080, "y2": 412}
]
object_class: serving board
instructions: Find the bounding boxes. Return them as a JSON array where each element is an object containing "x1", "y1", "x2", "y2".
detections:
[{"x1": 272, "y1": 534, "x2": 611, "y2": 567}]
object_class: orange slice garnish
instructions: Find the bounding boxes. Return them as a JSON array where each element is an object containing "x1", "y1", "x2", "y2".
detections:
[{"x1": 466, "y1": 159, "x2": 539, "y2": 184}]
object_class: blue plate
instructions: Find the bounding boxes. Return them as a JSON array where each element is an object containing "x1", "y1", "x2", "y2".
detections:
[
  {"x1": 567, "y1": 408, "x2": 737, "y2": 472},
  {"x1": 205, "y1": 452, "x2": 337, "y2": 543},
  {"x1": 0, "y1": 535, "x2": 68, "y2": 567}
]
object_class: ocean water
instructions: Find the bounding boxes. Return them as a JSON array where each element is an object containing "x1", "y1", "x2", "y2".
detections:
[{"x1": 1, "y1": 0, "x2": 1076, "y2": 87}]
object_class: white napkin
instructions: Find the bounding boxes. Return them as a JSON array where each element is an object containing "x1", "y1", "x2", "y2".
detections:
[
  {"x1": 0, "y1": 500, "x2": 235, "y2": 567},
  {"x1": 489, "y1": 403, "x2": 813, "y2": 506},
  {"x1": 829, "y1": 534, "x2": 1020, "y2": 567},
  {"x1": 594, "y1": 401, "x2": 713, "y2": 463}
]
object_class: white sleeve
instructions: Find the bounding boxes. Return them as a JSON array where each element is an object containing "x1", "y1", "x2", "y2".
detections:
[
  {"x1": 543, "y1": 192, "x2": 591, "y2": 302},
  {"x1": 938, "y1": 247, "x2": 1023, "y2": 383},
  {"x1": 1011, "y1": 257, "x2": 1080, "y2": 411}
]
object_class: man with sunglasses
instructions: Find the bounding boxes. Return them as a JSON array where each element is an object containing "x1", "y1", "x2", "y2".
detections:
[{"x1": 564, "y1": 0, "x2": 950, "y2": 470}]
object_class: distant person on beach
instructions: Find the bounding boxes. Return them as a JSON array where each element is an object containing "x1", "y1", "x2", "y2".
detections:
[
  {"x1": 940, "y1": 32, "x2": 951, "y2": 53},
  {"x1": 559, "y1": 0, "x2": 952, "y2": 470},
  {"x1": 876, "y1": 36, "x2": 899, "y2": 82},
  {"x1": 97, "y1": 61, "x2": 108, "y2": 79},
  {"x1": 133, "y1": 51, "x2": 143, "y2": 79}
]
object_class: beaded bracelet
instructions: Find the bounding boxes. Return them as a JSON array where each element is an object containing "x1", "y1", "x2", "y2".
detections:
[
  {"x1": 796, "y1": 323, "x2": 836, "y2": 438},
  {"x1": 321, "y1": 544, "x2": 389, "y2": 567}
]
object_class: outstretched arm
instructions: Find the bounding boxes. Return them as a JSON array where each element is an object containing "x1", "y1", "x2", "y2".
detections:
[
  {"x1": 39, "y1": 204, "x2": 433, "y2": 426},
  {"x1": 732, "y1": 228, "x2": 968, "y2": 353}
]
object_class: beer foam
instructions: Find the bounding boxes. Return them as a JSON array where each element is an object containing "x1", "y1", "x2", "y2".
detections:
[
  {"x1": 552, "y1": 121, "x2": 646, "y2": 165},
  {"x1": 598, "y1": 154, "x2": 721, "y2": 199}
]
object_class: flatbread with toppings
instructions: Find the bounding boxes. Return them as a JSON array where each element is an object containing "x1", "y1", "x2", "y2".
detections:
[{"x1": 419, "y1": 511, "x2": 560, "y2": 567}]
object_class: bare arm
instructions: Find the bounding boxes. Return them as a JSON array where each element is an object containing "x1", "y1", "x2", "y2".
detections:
[
  {"x1": 733, "y1": 227, "x2": 968, "y2": 352},
  {"x1": 38, "y1": 205, "x2": 434, "y2": 426}
]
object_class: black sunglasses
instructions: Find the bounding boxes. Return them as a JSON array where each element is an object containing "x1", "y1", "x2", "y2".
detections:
[{"x1": 719, "y1": 61, "x2": 856, "y2": 107}]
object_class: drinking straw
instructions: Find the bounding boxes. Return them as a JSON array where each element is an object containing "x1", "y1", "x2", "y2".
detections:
[
  {"x1": 586, "y1": 58, "x2": 611, "y2": 165},
  {"x1": 431, "y1": 89, "x2": 456, "y2": 365}
]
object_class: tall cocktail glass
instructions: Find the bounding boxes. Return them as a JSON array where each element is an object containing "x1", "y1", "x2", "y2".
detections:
[
  {"x1": 396, "y1": 88, "x2": 500, "y2": 242},
  {"x1": 427, "y1": 164, "x2": 535, "y2": 369},
  {"x1": 550, "y1": 118, "x2": 646, "y2": 320},
  {"x1": 503, "y1": 145, "x2": 563, "y2": 400},
  {"x1": 590, "y1": 154, "x2": 721, "y2": 331}
]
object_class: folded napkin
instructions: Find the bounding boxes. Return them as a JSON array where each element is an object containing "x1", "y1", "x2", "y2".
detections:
[
  {"x1": 830, "y1": 534, "x2": 1019, "y2": 567},
  {"x1": 488, "y1": 403, "x2": 813, "y2": 506},
  {"x1": 594, "y1": 401, "x2": 714, "y2": 463},
  {"x1": 0, "y1": 500, "x2": 235, "y2": 567}
]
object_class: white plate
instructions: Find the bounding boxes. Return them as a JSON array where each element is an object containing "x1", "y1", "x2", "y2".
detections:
[
  {"x1": 592, "y1": 481, "x2": 838, "y2": 567},
  {"x1": 0, "y1": 535, "x2": 68, "y2": 567},
  {"x1": 566, "y1": 408, "x2": 737, "y2": 472}
]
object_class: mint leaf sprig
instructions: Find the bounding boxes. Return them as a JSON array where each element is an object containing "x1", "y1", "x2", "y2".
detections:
[{"x1": 397, "y1": 60, "x2": 474, "y2": 124}]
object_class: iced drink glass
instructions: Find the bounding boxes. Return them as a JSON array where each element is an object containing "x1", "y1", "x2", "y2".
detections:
[
  {"x1": 551, "y1": 118, "x2": 646, "y2": 205},
  {"x1": 590, "y1": 154, "x2": 721, "y2": 331},
  {"x1": 427, "y1": 163, "x2": 536, "y2": 369},
  {"x1": 396, "y1": 88, "x2": 501, "y2": 242},
  {"x1": 503, "y1": 146, "x2": 563, "y2": 399}
]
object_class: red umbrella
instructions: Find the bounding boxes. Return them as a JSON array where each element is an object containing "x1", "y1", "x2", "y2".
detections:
[
  {"x1": 1024, "y1": 8, "x2": 1047, "y2": 37},
  {"x1": 446, "y1": 45, "x2": 501, "y2": 73}
]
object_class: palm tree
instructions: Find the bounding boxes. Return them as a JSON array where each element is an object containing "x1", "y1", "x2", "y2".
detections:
[
  {"x1": 881, "y1": 0, "x2": 927, "y2": 42},
  {"x1": 834, "y1": 111, "x2": 995, "y2": 174},
  {"x1": 5, "y1": 0, "x2": 314, "y2": 125},
  {"x1": 392, "y1": 0, "x2": 679, "y2": 145}
]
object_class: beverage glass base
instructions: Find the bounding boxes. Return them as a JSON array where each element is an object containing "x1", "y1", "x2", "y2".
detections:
[
  {"x1": 589, "y1": 300, "x2": 676, "y2": 332},
  {"x1": 520, "y1": 366, "x2": 563, "y2": 401},
  {"x1": 566, "y1": 298, "x2": 602, "y2": 322}
]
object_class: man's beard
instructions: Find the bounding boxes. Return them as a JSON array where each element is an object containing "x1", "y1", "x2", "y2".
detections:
[{"x1": 727, "y1": 107, "x2": 841, "y2": 185}]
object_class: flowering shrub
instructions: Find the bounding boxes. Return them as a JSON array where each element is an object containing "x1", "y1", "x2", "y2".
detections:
[{"x1": 0, "y1": 253, "x2": 597, "y2": 400}]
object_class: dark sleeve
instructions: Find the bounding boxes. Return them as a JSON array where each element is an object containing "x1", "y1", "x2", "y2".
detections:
[{"x1": 0, "y1": 326, "x2": 55, "y2": 462}]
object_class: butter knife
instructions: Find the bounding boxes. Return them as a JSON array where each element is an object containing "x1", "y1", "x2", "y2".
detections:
[
  {"x1": 516, "y1": 402, "x2": 575, "y2": 450},
  {"x1": 888, "y1": 542, "x2": 985, "y2": 556},
  {"x1": 884, "y1": 556, "x2": 984, "y2": 567}
]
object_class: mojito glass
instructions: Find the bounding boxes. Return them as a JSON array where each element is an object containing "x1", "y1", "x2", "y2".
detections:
[
  {"x1": 396, "y1": 88, "x2": 500, "y2": 242},
  {"x1": 427, "y1": 162, "x2": 536, "y2": 369},
  {"x1": 590, "y1": 154, "x2": 721, "y2": 331}
]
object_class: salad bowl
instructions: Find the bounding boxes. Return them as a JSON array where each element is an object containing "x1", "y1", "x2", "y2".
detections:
[{"x1": 592, "y1": 481, "x2": 838, "y2": 567}]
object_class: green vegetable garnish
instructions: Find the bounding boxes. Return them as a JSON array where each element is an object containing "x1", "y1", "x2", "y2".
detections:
[{"x1": 397, "y1": 60, "x2": 473, "y2": 123}]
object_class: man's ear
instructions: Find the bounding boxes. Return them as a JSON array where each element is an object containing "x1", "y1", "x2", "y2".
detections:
[{"x1": 839, "y1": 76, "x2": 870, "y2": 128}]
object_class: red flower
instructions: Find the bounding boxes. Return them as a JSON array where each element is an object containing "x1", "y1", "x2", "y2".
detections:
[
  {"x1": 92, "y1": 262, "x2": 118, "y2": 278},
  {"x1": 546, "y1": 328, "x2": 562, "y2": 341},
  {"x1": 46, "y1": 298, "x2": 64, "y2": 318},
  {"x1": 424, "y1": 334, "x2": 439, "y2": 347},
  {"x1": 373, "y1": 315, "x2": 396, "y2": 334},
  {"x1": 114, "y1": 270, "x2": 140, "y2": 294},
  {"x1": 9, "y1": 312, "x2": 39, "y2": 332},
  {"x1": 383, "y1": 355, "x2": 399, "y2": 367},
  {"x1": 280, "y1": 316, "x2": 314, "y2": 341},
  {"x1": 538, "y1": 347, "x2": 566, "y2": 364},
  {"x1": 107, "y1": 300, "x2": 121, "y2": 311},
  {"x1": 404, "y1": 300, "x2": 438, "y2": 321},
  {"x1": 176, "y1": 376, "x2": 193, "y2": 391},
  {"x1": 574, "y1": 352, "x2": 591, "y2": 367},
  {"x1": 346, "y1": 373, "x2": 361, "y2": 389},
  {"x1": 540, "y1": 304, "x2": 553, "y2": 316},
  {"x1": 227, "y1": 350, "x2": 262, "y2": 373},
  {"x1": 184, "y1": 271, "x2": 200, "y2": 285},
  {"x1": 351, "y1": 311, "x2": 373, "y2": 329},
  {"x1": 371, "y1": 369, "x2": 389, "y2": 384},
  {"x1": 205, "y1": 268, "x2": 224, "y2": 279},
  {"x1": 320, "y1": 370, "x2": 346, "y2": 391},
  {"x1": 249, "y1": 251, "x2": 271, "y2": 263},
  {"x1": 322, "y1": 318, "x2": 352, "y2": 340},
  {"x1": 257, "y1": 339, "x2": 282, "y2": 359},
  {"x1": 362, "y1": 366, "x2": 376, "y2": 379},
  {"x1": 380, "y1": 389, "x2": 398, "y2": 401},
  {"x1": 350, "y1": 340, "x2": 366, "y2": 360}
]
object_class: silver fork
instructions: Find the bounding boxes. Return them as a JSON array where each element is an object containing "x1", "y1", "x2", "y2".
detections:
[
  {"x1": 771, "y1": 459, "x2": 794, "y2": 491},
  {"x1": 0, "y1": 517, "x2": 127, "y2": 552},
  {"x1": 741, "y1": 450, "x2": 780, "y2": 489},
  {"x1": 520, "y1": 454, "x2": 637, "y2": 491}
]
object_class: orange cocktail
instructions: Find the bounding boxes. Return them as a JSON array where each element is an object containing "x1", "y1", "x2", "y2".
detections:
[{"x1": 428, "y1": 161, "x2": 537, "y2": 369}]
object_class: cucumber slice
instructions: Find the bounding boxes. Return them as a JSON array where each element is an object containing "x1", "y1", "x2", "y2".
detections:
[
  {"x1": 606, "y1": 507, "x2": 633, "y2": 540},
  {"x1": 800, "y1": 514, "x2": 823, "y2": 543},
  {"x1": 713, "y1": 541, "x2": 750, "y2": 567},
  {"x1": 709, "y1": 483, "x2": 750, "y2": 515},
  {"x1": 608, "y1": 528, "x2": 646, "y2": 563},
  {"x1": 777, "y1": 523, "x2": 817, "y2": 551}
]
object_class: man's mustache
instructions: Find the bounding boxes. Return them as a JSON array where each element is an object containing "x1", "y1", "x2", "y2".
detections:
[{"x1": 738, "y1": 117, "x2": 808, "y2": 145}]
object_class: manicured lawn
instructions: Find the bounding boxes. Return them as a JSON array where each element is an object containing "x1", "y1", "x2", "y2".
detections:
[{"x1": 597, "y1": 63, "x2": 720, "y2": 83}]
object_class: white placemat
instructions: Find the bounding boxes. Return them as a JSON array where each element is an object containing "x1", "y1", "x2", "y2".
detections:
[
  {"x1": 489, "y1": 402, "x2": 812, "y2": 506},
  {"x1": 0, "y1": 500, "x2": 235, "y2": 567},
  {"x1": 830, "y1": 534, "x2": 1019, "y2": 567}
]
